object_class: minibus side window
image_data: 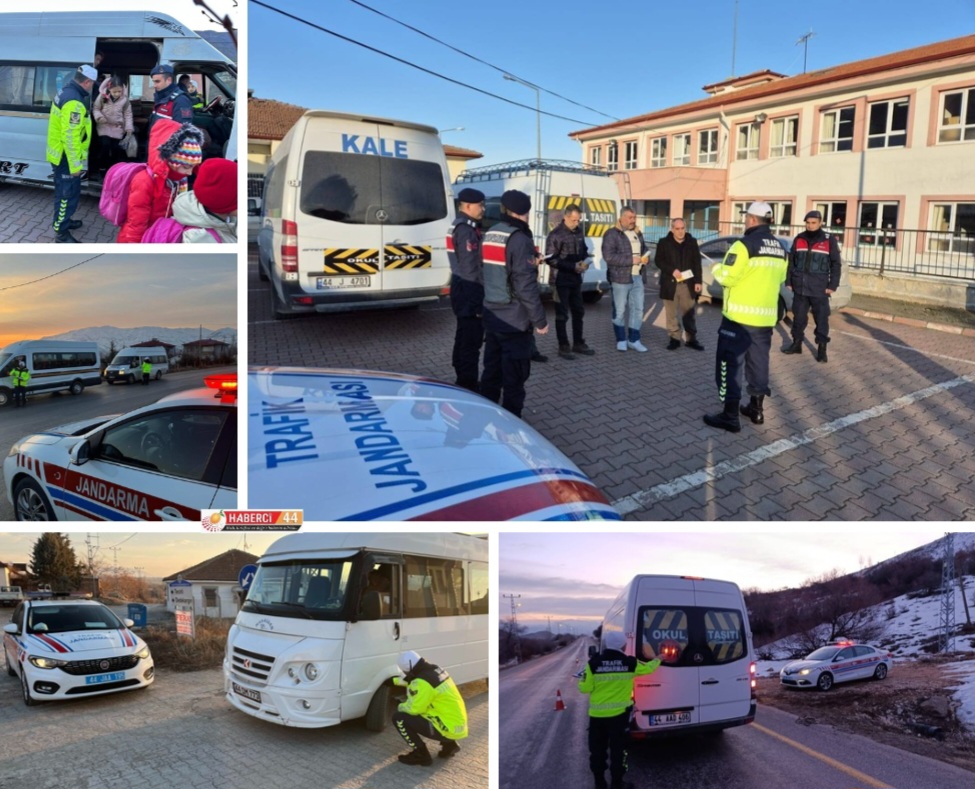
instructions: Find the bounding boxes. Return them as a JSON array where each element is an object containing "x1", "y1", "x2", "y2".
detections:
[
  {"x1": 360, "y1": 562, "x2": 400, "y2": 618},
  {"x1": 468, "y1": 561, "x2": 489, "y2": 616},
  {"x1": 404, "y1": 556, "x2": 465, "y2": 617},
  {"x1": 0, "y1": 65, "x2": 34, "y2": 108},
  {"x1": 263, "y1": 157, "x2": 286, "y2": 220}
]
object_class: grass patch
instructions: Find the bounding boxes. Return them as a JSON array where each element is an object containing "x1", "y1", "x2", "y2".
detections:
[{"x1": 142, "y1": 616, "x2": 230, "y2": 671}]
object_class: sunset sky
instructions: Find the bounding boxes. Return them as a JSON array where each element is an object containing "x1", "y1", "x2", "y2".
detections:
[{"x1": 0, "y1": 254, "x2": 237, "y2": 348}]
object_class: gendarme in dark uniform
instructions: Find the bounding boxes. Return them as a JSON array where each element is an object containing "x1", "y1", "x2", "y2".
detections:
[{"x1": 446, "y1": 187, "x2": 486, "y2": 393}]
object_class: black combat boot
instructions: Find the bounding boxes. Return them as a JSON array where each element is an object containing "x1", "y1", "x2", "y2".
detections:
[
  {"x1": 817, "y1": 343, "x2": 828, "y2": 363},
  {"x1": 782, "y1": 338, "x2": 802, "y2": 354},
  {"x1": 558, "y1": 344, "x2": 576, "y2": 360},
  {"x1": 740, "y1": 395, "x2": 765, "y2": 425},
  {"x1": 703, "y1": 399, "x2": 741, "y2": 433},
  {"x1": 398, "y1": 746, "x2": 433, "y2": 766},
  {"x1": 438, "y1": 740, "x2": 460, "y2": 759}
]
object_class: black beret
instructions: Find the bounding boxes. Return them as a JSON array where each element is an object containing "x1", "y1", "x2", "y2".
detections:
[
  {"x1": 457, "y1": 187, "x2": 485, "y2": 204},
  {"x1": 501, "y1": 189, "x2": 531, "y2": 215}
]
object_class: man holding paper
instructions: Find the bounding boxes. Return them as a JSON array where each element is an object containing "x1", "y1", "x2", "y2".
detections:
[
  {"x1": 603, "y1": 207, "x2": 650, "y2": 352},
  {"x1": 654, "y1": 218, "x2": 704, "y2": 351}
]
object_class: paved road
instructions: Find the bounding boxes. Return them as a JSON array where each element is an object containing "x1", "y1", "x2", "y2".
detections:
[
  {"x1": 500, "y1": 642, "x2": 974, "y2": 789},
  {"x1": 247, "y1": 251, "x2": 975, "y2": 520},
  {"x1": 0, "y1": 183, "x2": 116, "y2": 243},
  {"x1": 0, "y1": 664, "x2": 488, "y2": 789}
]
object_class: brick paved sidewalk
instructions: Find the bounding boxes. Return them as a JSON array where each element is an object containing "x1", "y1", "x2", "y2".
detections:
[{"x1": 0, "y1": 183, "x2": 117, "y2": 243}]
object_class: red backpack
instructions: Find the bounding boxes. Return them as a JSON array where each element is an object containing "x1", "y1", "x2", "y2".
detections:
[{"x1": 99, "y1": 162, "x2": 152, "y2": 226}]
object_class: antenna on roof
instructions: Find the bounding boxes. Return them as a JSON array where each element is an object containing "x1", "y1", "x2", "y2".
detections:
[{"x1": 796, "y1": 30, "x2": 815, "y2": 74}]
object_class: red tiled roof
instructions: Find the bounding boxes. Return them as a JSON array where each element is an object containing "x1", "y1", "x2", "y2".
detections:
[
  {"x1": 183, "y1": 338, "x2": 229, "y2": 347},
  {"x1": 164, "y1": 549, "x2": 260, "y2": 583},
  {"x1": 573, "y1": 34, "x2": 975, "y2": 138}
]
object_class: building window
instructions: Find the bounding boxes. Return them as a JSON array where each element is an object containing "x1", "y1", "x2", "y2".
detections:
[
  {"x1": 607, "y1": 142, "x2": 618, "y2": 171},
  {"x1": 733, "y1": 201, "x2": 792, "y2": 227},
  {"x1": 867, "y1": 98, "x2": 909, "y2": 148},
  {"x1": 770, "y1": 116, "x2": 798, "y2": 157},
  {"x1": 204, "y1": 587, "x2": 218, "y2": 607},
  {"x1": 814, "y1": 202, "x2": 848, "y2": 231},
  {"x1": 590, "y1": 146, "x2": 602, "y2": 167},
  {"x1": 698, "y1": 129, "x2": 718, "y2": 164},
  {"x1": 624, "y1": 140, "x2": 638, "y2": 170},
  {"x1": 673, "y1": 133, "x2": 691, "y2": 166},
  {"x1": 650, "y1": 137, "x2": 667, "y2": 168},
  {"x1": 858, "y1": 202, "x2": 899, "y2": 246},
  {"x1": 735, "y1": 123, "x2": 759, "y2": 160},
  {"x1": 929, "y1": 202, "x2": 975, "y2": 254},
  {"x1": 820, "y1": 106, "x2": 855, "y2": 153},
  {"x1": 938, "y1": 87, "x2": 975, "y2": 143}
]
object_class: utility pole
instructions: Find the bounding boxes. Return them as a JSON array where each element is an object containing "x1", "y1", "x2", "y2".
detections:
[
  {"x1": 939, "y1": 532, "x2": 956, "y2": 653},
  {"x1": 502, "y1": 593, "x2": 523, "y2": 663},
  {"x1": 796, "y1": 30, "x2": 815, "y2": 74},
  {"x1": 730, "y1": 0, "x2": 739, "y2": 77}
]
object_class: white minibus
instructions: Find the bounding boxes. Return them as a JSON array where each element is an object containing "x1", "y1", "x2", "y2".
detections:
[
  {"x1": 597, "y1": 574, "x2": 756, "y2": 737},
  {"x1": 256, "y1": 110, "x2": 455, "y2": 318},
  {"x1": 224, "y1": 533, "x2": 487, "y2": 730},
  {"x1": 0, "y1": 11, "x2": 237, "y2": 186},
  {"x1": 105, "y1": 346, "x2": 169, "y2": 384},
  {"x1": 0, "y1": 340, "x2": 102, "y2": 407}
]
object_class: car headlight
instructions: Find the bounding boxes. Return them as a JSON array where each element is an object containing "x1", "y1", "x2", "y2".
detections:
[
  {"x1": 29, "y1": 655, "x2": 68, "y2": 669},
  {"x1": 303, "y1": 663, "x2": 319, "y2": 681},
  {"x1": 136, "y1": 646, "x2": 151, "y2": 660},
  {"x1": 799, "y1": 668, "x2": 811, "y2": 675}
]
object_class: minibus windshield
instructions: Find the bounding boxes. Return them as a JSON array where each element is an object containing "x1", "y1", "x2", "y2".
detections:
[{"x1": 243, "y1": 559, "x2": 355, "y2": 620}]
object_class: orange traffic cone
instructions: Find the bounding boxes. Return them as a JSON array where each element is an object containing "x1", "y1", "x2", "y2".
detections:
[{"x1": 554, "y1": 689, "x2": 566, "y2": 711}]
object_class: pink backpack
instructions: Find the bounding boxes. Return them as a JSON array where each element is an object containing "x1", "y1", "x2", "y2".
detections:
[
  {"x1": 141, "y1": 217, "x2": 222, "y2": 244},
  {"x1": 99, "y1": 162, "x2": 152, "y2": 226}
]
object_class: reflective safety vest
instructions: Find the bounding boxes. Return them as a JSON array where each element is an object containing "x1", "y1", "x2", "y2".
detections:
[
  {"x1": 11, "y1": 368, "x2": 30, "y2": 388},
  {"x1": 712, "y1": 224, "x2": 788, "y2": 327},
  {"x1": 142, "y1": 361, "x2": 152, "y2": 375},
  {"x1": 396, "y1": 661, "x2": 469, "y2": 740},
  {"x1": 46, "y1": 79, "x2": 92, "y2": 173},
  {"x1": 578, "y1": 650, "x2": 661, "y2": 718}
]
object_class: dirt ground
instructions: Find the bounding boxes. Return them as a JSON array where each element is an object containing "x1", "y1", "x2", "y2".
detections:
[{"x1": 758, "y1": 654, "x2": 975, "y2": 773}]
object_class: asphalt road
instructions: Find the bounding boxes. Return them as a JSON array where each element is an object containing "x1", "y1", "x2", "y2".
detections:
[
  {"x1": 0, "y1": 366, "x2": 235, "y2": 520},
  {"x1": 499, "y1": 642, "x2": 974, "y2": 789}
]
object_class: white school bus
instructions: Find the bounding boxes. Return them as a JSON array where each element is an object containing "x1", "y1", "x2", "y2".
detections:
[
  {"x1": 224, "y1": 533, "x2": 487, "y2": 730},
  {"x1": 0, "y1": 11, "x2": 237, "y2": 186},
  {"x1": 0, "y1": 340, "x2": 102, "y2": 407}
]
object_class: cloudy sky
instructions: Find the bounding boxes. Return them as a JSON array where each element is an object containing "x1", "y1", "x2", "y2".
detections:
[
  {"x1": 0, "y1": 255, "x2": 237, "y2": 348},
  {"x1": 500, "y1": 529, "x2": 969, "y2": 634}
]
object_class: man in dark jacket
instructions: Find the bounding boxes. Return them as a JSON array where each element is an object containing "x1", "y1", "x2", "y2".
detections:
[
  {"x1": 602, "y1": 208, "x2": 649, "y2": 352},
  {"x1": 447, "y1": 187, "x2": 486, "y2": 392},
  {"x1": 148, "y1": 64, "x2": 194, "y2": 134},
  {"x1": 545, "y1": 204, "x2": 596, "y2": 360},
  {"x1": 783, "y1": 210, "x2": 842, "y2": 363},
  {"x1": 654, "y1": 218, "x2": 704, "y2": 351},
  {"x1": 480, "y1": 190, "x2": 548, "y2": 417}
]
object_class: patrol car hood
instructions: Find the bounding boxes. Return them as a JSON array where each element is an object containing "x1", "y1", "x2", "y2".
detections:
[
  {"x1": 781, "y1": 659, "x2": 824, "y2": 674},
  {"x1": 22, "y1": 415, "x2": 121, "y2": 443},
  {"x1": 27, "y1": 628, "x2": 143, "y2": 655},
  {"x1": 247, "y1": 367, "x2": 619, "y2": 521}
]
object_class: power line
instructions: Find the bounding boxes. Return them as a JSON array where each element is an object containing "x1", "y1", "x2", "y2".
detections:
[
  {"x1": 250, "y1": 0, "x2": 597, "y2": 127},
  {"x1": 0, "y1": 254, "x2": 102, "y2": 292},
  {"x1": 346, "y1": 0, "x2": 620, "y2": 121}
]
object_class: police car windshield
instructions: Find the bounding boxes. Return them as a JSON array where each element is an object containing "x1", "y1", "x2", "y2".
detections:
[
  {"x1": 28, "y1": 604, "x2": 124, "y2": 634},
  {"x1": 806, "y1": 646, "x2": 842, "y2": 661},
  {"x1": 243, "y1": 560, "x2": 354, "y2": 620}
]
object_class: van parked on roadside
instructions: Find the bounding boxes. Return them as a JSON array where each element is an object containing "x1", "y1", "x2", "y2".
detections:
[
  {"x1": 256, "y1": 110, "x2": 455, "y2": 318},
  {"x1": 104, "y1": 346, "x2": 168, "y2": 384},
  {"x1": 596, "y1": 574, "x2": 756, "y2": 738},
  {"x1": 0, "y1": 340, "x2": 102, "y2": 407}
]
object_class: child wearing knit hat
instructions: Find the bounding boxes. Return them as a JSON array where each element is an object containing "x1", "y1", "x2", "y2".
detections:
[
  {"x1": 117, "y1": 120, "x2": 204, "y2": 243},
  {"x1": 171, "y1": 157, "x2": 238, "y2": 243}
]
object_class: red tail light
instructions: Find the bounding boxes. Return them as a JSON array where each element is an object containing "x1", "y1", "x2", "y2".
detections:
[
  {"x1": 281, "y1": 219, "x2": 298, "y2": 273},
  {"x1": 749, "y1": 661, "x2": 757, "y2": 697}
]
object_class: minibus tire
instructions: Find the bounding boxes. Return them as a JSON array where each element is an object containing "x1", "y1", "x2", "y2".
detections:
[
  {"x1": 364, "y1": 683, "x2": 393, "y2": 732},
  {"x1": 69, "y1": 380, "x2": 84, "y2": 396},
  {"x1": 0, "y1": 388, "x2": 9, "y2": 407},
  {"x1": 155, "y1": 371, "x2": 163, "y2": 380},
  {"x1": 127, "y1": 374, "x2": 135, "y2": 384}
]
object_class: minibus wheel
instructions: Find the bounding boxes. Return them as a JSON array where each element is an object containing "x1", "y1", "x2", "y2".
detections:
[
  {"x1": 69, "y1": 380, "x2": 84, "y2": 396},
  {"x1": 0, "y1": 388, "x2": 9, "y2": 407},
  {"x1": 364, "y1": 683, "x2": 393, "y2": 732}
]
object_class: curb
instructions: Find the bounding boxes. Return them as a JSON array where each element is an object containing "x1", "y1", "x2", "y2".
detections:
[{"x1": 839, "y1": 306, "x2": 975, "y2": 338}]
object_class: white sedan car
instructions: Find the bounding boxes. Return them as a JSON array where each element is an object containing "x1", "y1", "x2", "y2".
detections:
[
  {"x1": 3, "y1": 599, "x2": 154, "y2": 705},
  {"x1": 4, "y1": 374, "x2": 237, "y2": 521},
  {"x1": 248, "y1": 367, "x2": 620, "y2": 521},
  {"x1": 780, "y1": 641, "x2": 892, "y2": 691}
]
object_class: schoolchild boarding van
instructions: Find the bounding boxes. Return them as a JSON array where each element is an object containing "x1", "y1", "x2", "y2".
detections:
[
  {"x1": 224, "y1": 532, "x2": 488, "y2": 730},
  {"x1": 597, "y1": 575, "x2": 757, "y2": 737},
  {"x1": 454, "y1": 159, "x2": 628, "y2": 303},
  {"x1": 0, "y1": 340, "x2": 102, "y2": 407},
  {"x1": 256, "y1": 110, "x2": 455, "y2": 318},
  {"x1": 104, "y1": 346, "x2": 169, "y2": 384}
]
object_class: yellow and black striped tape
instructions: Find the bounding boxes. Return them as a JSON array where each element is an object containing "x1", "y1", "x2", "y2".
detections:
[
  {"x1": 384, "y1": 245, "x2": 432, "y2": 270},
  {"x1": 545, "y1": 195, "x2": 618, "y2": 237},
  {"x1": 323, "y1": 248, "x2": 379, "y2": 275}
]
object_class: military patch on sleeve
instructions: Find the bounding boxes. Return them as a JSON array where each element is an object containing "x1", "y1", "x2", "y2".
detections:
[
  {"x1": 723, "y1": 253, "x2": 737, "y2": 267},
  {"x1": 69, "y1": 111, "x2": 81, "y2": 126}
]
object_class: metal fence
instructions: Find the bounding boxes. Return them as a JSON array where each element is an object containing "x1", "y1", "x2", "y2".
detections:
[{"x1": 640, "y1": 219, "x2": 975, "y2": 281}]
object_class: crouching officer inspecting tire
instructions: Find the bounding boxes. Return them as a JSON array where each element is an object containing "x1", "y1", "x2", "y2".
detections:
[
  {"x1": 579, "y1": 631, "x2": 662, "y2": 789},
  {"x1": 392, "y1": 650, "x2": 469, "y2": 766},
  {"x1": 704, "y1": 202, "x2": 788, "y2": 432}
]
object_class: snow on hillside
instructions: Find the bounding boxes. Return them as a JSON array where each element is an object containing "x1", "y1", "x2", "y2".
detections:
[
  {"x1": 41, "y1": 326, "x2": 237, "y2": 356},
  {"x1": 757, "y1": 573, "x2": 975, "y2": 731}
]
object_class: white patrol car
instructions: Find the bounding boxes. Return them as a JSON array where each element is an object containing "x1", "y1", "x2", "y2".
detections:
[
  {"x1": 3, "y1": 599, "x2": 154, "y2": 705},
  {"x1": 780, "y1": 641, "x2": 892, "y2": 691},
  {"x1": 4, "y1": 374, "x2": 237, "y2": 521},
  {"x1": 248, "y1": 367, "x2": 620, "y2": 521}
]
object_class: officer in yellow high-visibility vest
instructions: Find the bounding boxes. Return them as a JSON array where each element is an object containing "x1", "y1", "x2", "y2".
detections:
[
  {"x1": 141, "y1": 358, "x2": 152, "y2": 386},
  {"x1": 703, "y1": 201, "x2": 788, "y2": 432},
  {"x1": 47, "y1": 65, "x2": 96, "y2": 243},
  {"x1": 579, "y1": 631, "x2": 661, "y2": 789},
  {"x1": 11, "y1": 360, "x2": 30, "y2": 408}
]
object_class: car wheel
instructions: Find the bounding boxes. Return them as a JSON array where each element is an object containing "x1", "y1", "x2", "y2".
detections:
[
  {"x1": 13, "y1": 478, "x2": 57, "y2": 521},
  {"x1": 5, "y1": 649, "x2": 15, "y2": 677},
  {"x1": 582, "y1": 291, "x2": 603, "y2": 305},
  {"x1": 873, "y1": 663, "x2": 888, "y2": 681},
  {"x1": 364, "y1": 683, "x2": 392, "y2": 732},
  {"x1": 69, "y1": 380, "x2": 84, "y2": 396},
  {"x1": 155, "y1": 371, "x2": 162, "y2": 380},
  {"x1": 816, "y1": 672, "x2": 834, "y2": 691},
  {"x1": 21, "y1": 669, "x2": 35, "y2": 706}
]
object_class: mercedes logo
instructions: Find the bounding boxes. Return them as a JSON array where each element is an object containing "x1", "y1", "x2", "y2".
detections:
[
  {"x1": 375, "y1": 209, "x2": 389, "y2": 222},
  {"x1": 693, "y1": 652, "x2": 704, "y2": 664}
]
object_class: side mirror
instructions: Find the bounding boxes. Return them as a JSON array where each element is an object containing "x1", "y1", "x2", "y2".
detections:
[
  {"x1": 3, "y1": 623, "x2": 18, "y2": 634},
  {"x1": 69, "y1": 439, "x2": 92, "y2": 466},
  {"x1": 123, "y1": 618, "x2": 135, "y2": 627}
]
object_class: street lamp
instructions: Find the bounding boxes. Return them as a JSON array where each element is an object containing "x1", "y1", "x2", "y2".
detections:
[
  {"x1": 503, "y1": 74, "x2": 541, "y2": 162},
  {"x1": 439, "y1": 127, "x2": 465, "y2": 134}
]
